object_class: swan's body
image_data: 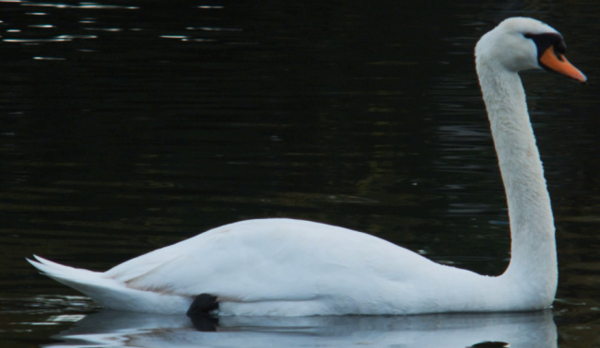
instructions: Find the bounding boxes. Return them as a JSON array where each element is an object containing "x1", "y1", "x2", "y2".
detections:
[
  {"x1": 30, "y1": 219, "x2": 527, "y2": 316},
  {"x1": 28, "y1": 17, "x2": 586, "y2": 316}
]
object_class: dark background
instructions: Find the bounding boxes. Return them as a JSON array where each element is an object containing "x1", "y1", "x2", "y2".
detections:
[{"x1": 0, "y1": 1, "x2": 598, "y2": 347}]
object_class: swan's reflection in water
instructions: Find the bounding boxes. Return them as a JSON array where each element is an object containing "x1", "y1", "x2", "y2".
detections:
[{"x1": 46, "y1": 309, "x2": 556, "y2": 348}]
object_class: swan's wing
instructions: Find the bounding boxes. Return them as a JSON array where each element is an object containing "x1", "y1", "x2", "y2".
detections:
[{"x1": 104, "y1": 219, "x2": 444, "y2": 302}]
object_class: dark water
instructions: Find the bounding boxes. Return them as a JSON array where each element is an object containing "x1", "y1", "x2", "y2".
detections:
[{"x1": 1, "y1": 1, "x2": 599, "y2": 347}]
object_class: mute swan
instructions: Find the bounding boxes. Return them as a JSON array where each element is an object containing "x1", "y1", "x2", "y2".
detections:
[{"x1": 28, "y1": 17, "x2": 586, "y2": 317}]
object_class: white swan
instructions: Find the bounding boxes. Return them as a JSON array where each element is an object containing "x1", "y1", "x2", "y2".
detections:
[{"x1": 28, "y1": 17, "x2": 586, "y2": 317}]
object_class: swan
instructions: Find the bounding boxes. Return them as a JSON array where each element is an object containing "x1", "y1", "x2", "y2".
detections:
[{"x1": 28, "y1": 17, "x2": 586, "y2": 317}]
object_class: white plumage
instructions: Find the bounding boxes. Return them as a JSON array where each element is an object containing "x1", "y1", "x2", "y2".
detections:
[{"x1": 28, "y1": 17, "x2": 586, "y2": 316}]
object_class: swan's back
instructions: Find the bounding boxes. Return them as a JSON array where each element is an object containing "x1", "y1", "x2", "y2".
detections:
[{"x1": 106, "y1": 219, "x2": 446, "y2": 299}]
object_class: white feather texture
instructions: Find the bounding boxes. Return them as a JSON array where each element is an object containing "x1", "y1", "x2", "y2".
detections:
[{"x1": 28, "y1": 17, "x2": 582, "y2": 316}]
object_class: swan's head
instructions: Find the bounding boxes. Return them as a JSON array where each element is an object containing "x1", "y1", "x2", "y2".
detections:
[{"x1": 475, "y1": 17, "x2": 586, "y2": 83}]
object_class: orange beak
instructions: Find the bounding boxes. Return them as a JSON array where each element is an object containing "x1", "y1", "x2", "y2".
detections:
[{"x1": 539, "y1": 46, "x2": 587, "y2": 83}]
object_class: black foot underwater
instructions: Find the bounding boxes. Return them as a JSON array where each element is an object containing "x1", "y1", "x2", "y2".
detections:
[
  {"x1": 187, "y1": 293, "x2": 219, "y2": 331},
  {"x1": 187, "y1": 293, "x2": 219, "y2": 316}
]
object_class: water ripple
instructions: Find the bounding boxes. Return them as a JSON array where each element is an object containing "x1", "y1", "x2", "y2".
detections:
[{"x1": 21, "y1": 2, "x2": 139, "y2": 10}]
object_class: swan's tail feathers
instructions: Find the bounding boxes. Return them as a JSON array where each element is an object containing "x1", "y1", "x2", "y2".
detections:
[
  {"x1": 27, "y1": 255, "x2": 191, "y2": 313},
  {"x1": 27, "y1": 255, "x2": 107, "y2": 289},
  {"x1": 27, "y1": 255, "x2": 125, "y2": 303}
]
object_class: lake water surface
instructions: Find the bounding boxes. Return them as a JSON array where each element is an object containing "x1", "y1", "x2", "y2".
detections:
[{"x1": 1, "y1": 1, "x2": 599, "y2": 347}]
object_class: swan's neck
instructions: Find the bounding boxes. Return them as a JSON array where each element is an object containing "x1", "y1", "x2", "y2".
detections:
[{"x1": 476, "y1": 60, "x2": 557, "y2": 305}]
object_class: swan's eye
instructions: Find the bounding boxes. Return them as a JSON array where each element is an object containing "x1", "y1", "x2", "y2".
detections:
[
  {"x1": 555, "y1": 41, "x2": 567, "y2": 54},
  {"x1": 522, "y1": 32, "x2": 566, "y2": 60}
]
